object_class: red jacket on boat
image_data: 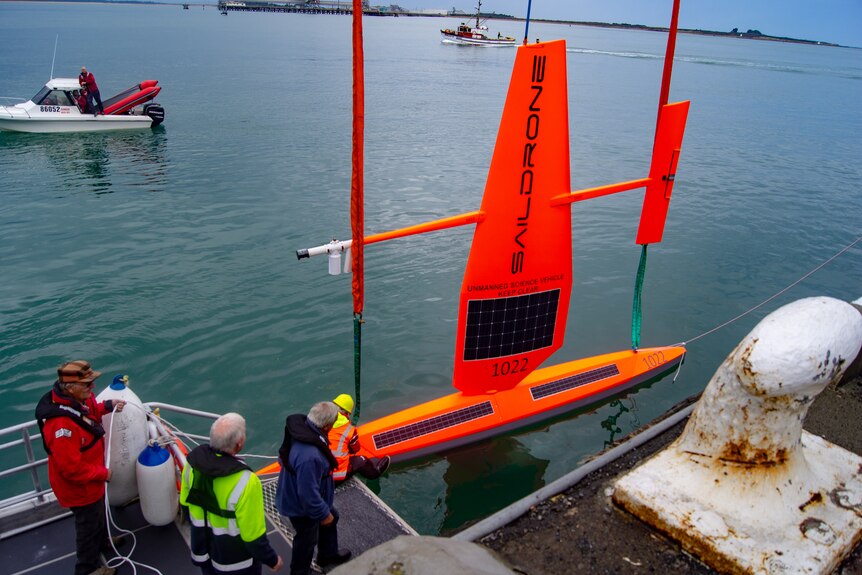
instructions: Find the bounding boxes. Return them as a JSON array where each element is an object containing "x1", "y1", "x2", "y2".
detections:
[
  {"x1": 79, "y1": 71, "x2": 99, "y2": 94},
  {"x1": 75, "y1": 93, "x2": 89, "y2": 113},
  {"x1": 36, "y1": 384, "x2": 111, "y2": 508}
]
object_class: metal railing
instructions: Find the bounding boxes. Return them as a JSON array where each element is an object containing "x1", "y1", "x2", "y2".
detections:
[
  {"x1": 0, "y1": 420, "x2": 51, "y2": 511},
  {"x1": 0, "y1": 402, "x2": 221, "y2": 517}
]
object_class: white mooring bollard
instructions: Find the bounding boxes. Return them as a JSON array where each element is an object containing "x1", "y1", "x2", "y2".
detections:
[{"x1": 613, "y1": 296, "x2": 862, "y2": 575}]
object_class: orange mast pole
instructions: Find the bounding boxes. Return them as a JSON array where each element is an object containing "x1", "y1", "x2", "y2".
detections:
[
  {"x1": 350, "y1": 0, "x2": 365, "y2": 418},
  {"x1": 351, "y1": 0, "x2": 365, "y2": 317}
]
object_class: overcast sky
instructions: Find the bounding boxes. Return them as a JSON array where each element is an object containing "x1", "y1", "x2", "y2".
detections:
[{"x1": 400, "y1": 0, "x2": 862, "y2": 47}]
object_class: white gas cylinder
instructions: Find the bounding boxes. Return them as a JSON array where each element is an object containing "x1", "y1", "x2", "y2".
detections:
[
  {"x1": 96, "y1": 375, "x2": 148, "y2": 505},
  {"x1": 136, "y1": 443, "x2": 179, "y2": 526}
]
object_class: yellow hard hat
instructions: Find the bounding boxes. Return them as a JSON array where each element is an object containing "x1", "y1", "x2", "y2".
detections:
[{"x1": 333, "y1": 394, "x2": 354, "y2": 413}]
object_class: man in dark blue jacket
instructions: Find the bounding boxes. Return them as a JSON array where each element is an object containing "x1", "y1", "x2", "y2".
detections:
[{"x1": 275, "y1": 402, "x2": 351, "y2": 575}]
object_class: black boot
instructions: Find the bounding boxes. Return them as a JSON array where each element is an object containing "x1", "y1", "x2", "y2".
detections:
[
  {"x1": 317, "y1": 548, "x2": 352, "y2": 568},
  {"x1": 100, "y1": 533, "x2": 131, "y2": 552},
  {"x1": 375, "y1": 456, "x2": 391, "y2": 475}
]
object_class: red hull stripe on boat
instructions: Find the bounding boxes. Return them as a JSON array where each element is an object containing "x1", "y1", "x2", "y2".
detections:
[{"x1": 103, "y1": 83, "x2": 161, "y2": 116}]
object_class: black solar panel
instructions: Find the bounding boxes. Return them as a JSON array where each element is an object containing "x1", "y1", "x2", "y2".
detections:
[
  {"x1": 372, "y1": 402, "x2": 494, "y2": 450},
  {"x1": 463, "y1": 289, "x2": 560, "y2": 361},
  {"x1": 530, "y1": 364, "x2": 620, "y2": 400}
]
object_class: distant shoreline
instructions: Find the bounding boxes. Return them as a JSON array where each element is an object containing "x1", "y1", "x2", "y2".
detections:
[
  {"x1": 523, "y1": 18, "x2": 843, "y2": 48},
  {"x1": 448, "y1": 12, "x2": 846, "y2": 48},
  {"x1": 1, "y1": 0, "x2": 851, "y2": 48}
]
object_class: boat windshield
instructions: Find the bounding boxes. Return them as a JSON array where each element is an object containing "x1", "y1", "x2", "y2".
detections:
[
  {"x1": 31, "y1": 86, "x2": 50, "y2": 103},
  {"x1": 38, "y1": 90, "x2": 73, "y2": 106}
]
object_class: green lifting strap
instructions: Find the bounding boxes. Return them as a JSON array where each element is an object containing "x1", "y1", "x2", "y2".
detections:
[
  {"x1": 353, "y1": 314, "x2": 362, "y2": 422},
  {"x1": 631, "y1": 244, "x2": 648, "y2": 350}
]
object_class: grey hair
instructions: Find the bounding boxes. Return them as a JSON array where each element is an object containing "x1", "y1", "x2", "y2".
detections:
[
  {"x1": 307, "y1": 402, "x2": 338, "y2": 430},
  {"x1": 210, "y1": 412, "x2": 246, "y2": 453}
]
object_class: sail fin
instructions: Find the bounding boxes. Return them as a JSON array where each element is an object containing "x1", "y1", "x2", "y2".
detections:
[
  {"x1": 636, "y1": 100, "x2": 690, "y2": 245},
  {"x1": 454, "y1": 40, "x2": 571, "y2": 395}
]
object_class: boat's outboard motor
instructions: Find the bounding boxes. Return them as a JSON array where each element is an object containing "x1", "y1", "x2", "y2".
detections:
[{"x1": 144, "y1": 103, "x2": 165, "y2": 126}]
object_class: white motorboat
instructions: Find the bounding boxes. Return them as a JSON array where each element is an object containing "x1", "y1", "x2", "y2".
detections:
[{"x1": 0, "y1": 78, "x2": 165, "y2": 134}]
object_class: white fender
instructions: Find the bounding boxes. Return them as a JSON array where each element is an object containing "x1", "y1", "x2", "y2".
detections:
[
  {"x1": 97, "y1": 376, "x2": 148, "y2": 506},
  {"x1": 136, "y1": 443, "x2": 179, "y2": 526}
]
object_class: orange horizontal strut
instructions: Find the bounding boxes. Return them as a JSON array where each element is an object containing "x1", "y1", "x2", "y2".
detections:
[
  {"x1": 551, "y1": 177, "x2": 652, "y2": 206},
  {"x1": 365, "y1": 210, "x2": 485, "y2": 245}
]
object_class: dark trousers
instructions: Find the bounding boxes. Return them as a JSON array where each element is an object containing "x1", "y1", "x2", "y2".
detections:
[
  {"x1": 287, "y1": 509, "x2": 339, "y2": 575},
  {"x1": 199, "y1": 560, "x2": 262, "y2": 575},
  {"x1": 349, "y1": 455, "x2": 384, "y2": 479},
  {"x1": 87, "y1": 89, "x2": 104, "y2": 114},
  {"x1": 70, "y1": 496, "x2": 107, "y2": 575}
]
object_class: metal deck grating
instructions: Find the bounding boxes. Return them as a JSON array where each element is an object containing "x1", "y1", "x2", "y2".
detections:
[
  {"x1": 372, "y1": 401, "x2": 495, "y2": 450},
  {"x1": 262, "y1": 478, "x2": 293, "y2": 541},
  {"x1": 530, "y1": 364, "x2": 620, "y2": 400},
  {"x1": 260, "y1": 476, "x2": 416, "y2": 565}
]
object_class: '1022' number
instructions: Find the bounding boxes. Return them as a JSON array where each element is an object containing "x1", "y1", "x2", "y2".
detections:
[
  {"x1": 491, "y1": 358, "x2": 529, "y2": 377},
  {"x1": 641, "y1": 351, "x2": 666, "y2": 369}
]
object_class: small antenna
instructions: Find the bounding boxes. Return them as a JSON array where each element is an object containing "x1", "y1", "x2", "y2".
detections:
[
  {"x1": 49, "y1": 35, "x2": 58, "y2": 80},
  {"x1": 523, "y1": 0, "x2": 533, "y2": 46}
]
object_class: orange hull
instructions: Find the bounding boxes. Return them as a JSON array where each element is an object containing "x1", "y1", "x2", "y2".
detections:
[
  {"x1": 256, "y1": 346, "x2": 684, "y2": 475},
  {"x1": 356, "y1": 345, "x2": 684, "y2": 463}
]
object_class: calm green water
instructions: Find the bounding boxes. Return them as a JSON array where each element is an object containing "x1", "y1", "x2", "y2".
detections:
[{"x1": 2, "y1": 3, "x2": 861, "y2": 534}]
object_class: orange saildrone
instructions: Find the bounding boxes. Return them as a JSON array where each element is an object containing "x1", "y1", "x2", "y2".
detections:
[{"x1": 264, "y1": 1, "x2": 690, "y2": 470}]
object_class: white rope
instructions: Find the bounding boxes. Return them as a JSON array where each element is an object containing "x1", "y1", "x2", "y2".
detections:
[
  {"x1": 236, "y1": 453, "x2": 278, "y2": 460},
  {"x1": 153, "y1": 413, "x2": 275, "y2": 460},
  {"x1": 681, "y1": 235, "x2": 861, "y2": 346},
  {"x1": 156, "y1": 413, "x2": 202, "y2": 448},
  {"x1": 103, "y1": 401, "x2": 164, "y2": 575}
]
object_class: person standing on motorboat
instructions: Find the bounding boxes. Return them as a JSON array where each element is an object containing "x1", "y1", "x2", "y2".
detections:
[
  {"x1": 34, "y1": 360, "x2": 127, "y2": 575},
  {"x1": 79, "y1": 66, "x2": 104, "y2": 116}
]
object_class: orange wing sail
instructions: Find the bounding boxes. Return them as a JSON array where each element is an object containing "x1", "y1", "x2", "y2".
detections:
[
  {"x1": 454, "y1": 40, "x2": 572, "y2": 395},
  {"x1": 635, "y1": 100, "x2": 690, "y2": 245}
]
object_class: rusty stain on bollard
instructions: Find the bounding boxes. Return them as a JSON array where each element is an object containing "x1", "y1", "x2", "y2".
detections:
[
  {"x1": 613, "y1": 296, "x2": 862, "y2": 575},
  {"x1": 800, "y1": 518, "x2": 836, "y2": 545},
  {"x1": 799, "y1": 492, "x2": 823, "y2": 512},
  {"x1": 831, "y1": 487, "x2": 862, "y2": 515}
]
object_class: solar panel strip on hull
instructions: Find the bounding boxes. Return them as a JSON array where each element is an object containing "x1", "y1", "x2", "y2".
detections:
[
  {"x1": 530, "y1": 364, "x2": 620, "y2": 400},
  {"x1": 371, "y1": 401, "x2": 494, "y2": 450},
  {"x1": 463, "y1": 289, "x2": 560, "y2": 361}
]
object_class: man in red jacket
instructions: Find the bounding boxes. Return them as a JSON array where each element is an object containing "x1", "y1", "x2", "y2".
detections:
[
  {"x1": 74, "y1": 89, "x2": 90, "y2": 114},
  {"x1": 35, "y1": 360, "x2": 126, "y2": 575},
  {"x1": 78, "y1": 66, "x2": 104, "y2": 116}
]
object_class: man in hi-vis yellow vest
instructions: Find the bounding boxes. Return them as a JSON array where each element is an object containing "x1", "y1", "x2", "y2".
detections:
[{"x1": 180, "y1": 413, "x2": 283, "y2": 574}]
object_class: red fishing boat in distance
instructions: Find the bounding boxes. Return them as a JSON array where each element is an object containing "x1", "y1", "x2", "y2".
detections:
[{"x1": 440, "y1": 1, "x2": 516, "y2": 46}]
